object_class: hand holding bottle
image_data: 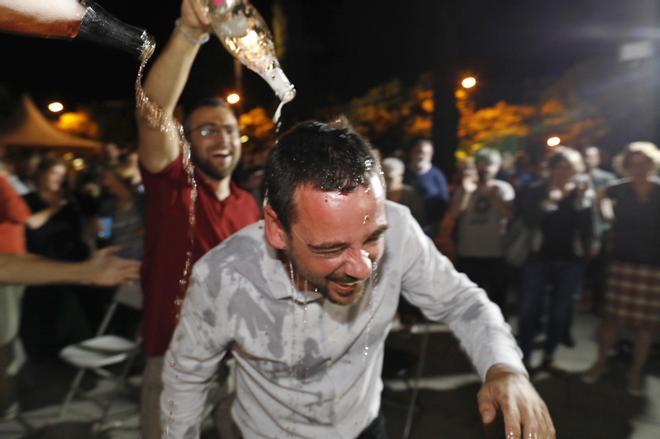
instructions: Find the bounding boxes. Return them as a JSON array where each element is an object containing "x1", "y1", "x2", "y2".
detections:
[
  {"x1": 180, "y1": 0, "x2": 211, "y2": 34},
  {"x1": 205, "y1": 0, "x2": 296, "y2": 107},
  {"x1": 0, "y1": 0, "x2": 154, "y2": 60}
]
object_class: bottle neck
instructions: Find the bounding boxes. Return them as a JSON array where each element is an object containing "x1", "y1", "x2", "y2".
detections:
[{"x1": 78, "y1": 2, "x2": 154, "y2": 60}]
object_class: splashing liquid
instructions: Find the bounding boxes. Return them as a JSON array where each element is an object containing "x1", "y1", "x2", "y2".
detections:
[{"x1": 135, "y1": 44, "x2": 199, "y2": 321}]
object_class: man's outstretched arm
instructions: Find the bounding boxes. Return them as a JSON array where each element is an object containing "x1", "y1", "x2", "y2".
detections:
[{"x1": 0, "y1": 247, "x2": 139, "y2": 286}]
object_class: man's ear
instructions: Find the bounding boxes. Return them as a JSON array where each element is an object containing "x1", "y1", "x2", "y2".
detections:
[{"x1": 264, "y1": 204, "x2": 287, "y2": 250}]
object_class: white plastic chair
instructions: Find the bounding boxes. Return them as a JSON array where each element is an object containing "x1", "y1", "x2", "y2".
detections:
[{"x1": 58, "y1": 282, "x2": 143, "y2": 428}]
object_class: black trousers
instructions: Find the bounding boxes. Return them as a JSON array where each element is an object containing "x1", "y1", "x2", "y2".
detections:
[{"x1": 357, "y1": 412, "x2": 388, "y2": 439}]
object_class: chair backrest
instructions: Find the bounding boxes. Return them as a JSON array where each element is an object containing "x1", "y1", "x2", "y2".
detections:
[
  {"x1": 114, "y1": 282, "x2": 142, "y2": 310},
  {"x1": 94, "y1": 283, "x2": 142, "y2": 337}
]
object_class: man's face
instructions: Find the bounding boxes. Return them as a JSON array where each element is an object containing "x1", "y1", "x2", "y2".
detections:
[
  {"x1": 186, "y1": 106, "x2": 241, "y2": 181},
  {"x1": 584, "y1": 147, "x2": 600, "y2": 171},
  {"x1": 273, "y1": 175, "x2": 389, "y2": 306},
  {"x1": 411, "y1": 141, "x2": 433, "y2": 167},
  {"x1": 476, "y1": 160, "x2": 498, "y2": 182}
]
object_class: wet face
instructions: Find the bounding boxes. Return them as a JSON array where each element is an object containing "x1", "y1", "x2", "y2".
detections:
[
  {"x1": 186, "y1": 106, "x2": 241, "y2": 181},
  {"x1": 266, "y1": 175, "x2": 389, "y2": 306},
  {"x1": 41, "y1": 163, "x2": 66, "y2": 192}
]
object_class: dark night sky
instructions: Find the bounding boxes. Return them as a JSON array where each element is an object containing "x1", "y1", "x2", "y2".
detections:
[{"x1": 0, "y1": 0, "x2": 655, "y2": 121}]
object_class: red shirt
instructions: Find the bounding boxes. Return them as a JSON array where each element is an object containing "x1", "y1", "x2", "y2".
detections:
[
  {"x1": 0, "y1": 175, "x2": 30, "y2": 254},
  {"x1": 140, "y1": 156, "x2": 261, "y2": 356}
]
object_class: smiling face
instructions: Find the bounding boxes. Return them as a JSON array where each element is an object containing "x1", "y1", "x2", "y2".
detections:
[
  {"x1": 266, "y1": 175, "x2": 389, "y2": 306},
  {"x1": 185, "y1": 105, "x2": 241, "y2": 181}
]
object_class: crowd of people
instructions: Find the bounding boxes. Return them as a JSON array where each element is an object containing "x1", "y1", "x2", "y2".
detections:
[
  {"x1": 1, "y1": 0, "x2": 659, "y2": 437},
  {"x1": 419, "y1": 139, "x2": 660, "y2": 398}
]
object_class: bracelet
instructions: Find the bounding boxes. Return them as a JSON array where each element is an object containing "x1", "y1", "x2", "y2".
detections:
[{"x1": 175, "y1": 18, "x2": 210, "y2": 45}]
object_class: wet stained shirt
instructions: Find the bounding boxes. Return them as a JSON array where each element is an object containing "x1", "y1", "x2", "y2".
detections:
[{"x1": 162, "y1": 201, "x2": 525, "y2": 439}]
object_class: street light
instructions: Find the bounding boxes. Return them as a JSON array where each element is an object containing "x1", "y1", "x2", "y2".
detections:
[
  {"x1": 546, "y1": 136, "x2": 561, "y2": 147},
  {"x1": 48, "y1": 101, "x2": 64, "y2": 113},
  {"x1": 227, "y1": 93, "x2": 241, "y2": 105},
  {"x1": 461, "y1": 76, "x2": 477, "y2": 89}
]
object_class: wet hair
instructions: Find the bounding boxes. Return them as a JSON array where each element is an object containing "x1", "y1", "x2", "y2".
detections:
[{"x1": 265, "y1": 119, "x2": 379, "y2": 232}]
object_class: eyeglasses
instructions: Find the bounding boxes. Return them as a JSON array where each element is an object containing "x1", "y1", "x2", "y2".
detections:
[{"x1": 188, "y1": 123, "x2": 236, "y2": 139}]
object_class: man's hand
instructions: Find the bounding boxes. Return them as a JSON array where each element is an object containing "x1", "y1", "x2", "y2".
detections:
[
  {"x1": 478, "y1": 364, "x2": 555, "y2": 439},
  {"x1": 82, "y1": 246, "x2": 140, "y2": 286}
]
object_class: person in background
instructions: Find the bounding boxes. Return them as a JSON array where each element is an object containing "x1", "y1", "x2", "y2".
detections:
[
  {"x1": 582, "y1": 145, "x2": 617, "y2": 315},
  {"x1": 161, "y1": 119, "x2": 555, "y2": 439},
  {"x1": 20, "y1": 157, "x2": 95, "y2": 360},
  {"x1": 102, "y1": 142, "x2": 122, "y2": 167},
  {"x1": 135, "y1": 0, "x2": 261, "y2": 436},
  {"x1": 381, "y1": 156, "x2": 427, "y2": 226},
  {"x1": 118, "y1": 148, "x2": 144, "y2": 193},
  {"x1": 1, "y1": 165, "x2": 139, "y2": 421},
  {"x1": 583, "y1": 141, "x2": 660, "y2": 396},
  {"x1": 0, "y1": 163, "x2": 31, "y2": 421},
  {"x1": 404, "y1": 138, "x2": 449, "y2": 233},
  {"x1": 446, "y1": 148, "x2": 514, "y2": 314},
  {"x1": 516, "y1": 147, "x2": 593, "y2": 371}
]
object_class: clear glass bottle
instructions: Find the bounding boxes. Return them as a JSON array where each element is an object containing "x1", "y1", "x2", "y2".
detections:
[
  {"x1": 0, "y1": 0, "x2": 154, "y2": 61},
  {"x1": 207, "y1": 0, "x2": 296, "y2": 105}
]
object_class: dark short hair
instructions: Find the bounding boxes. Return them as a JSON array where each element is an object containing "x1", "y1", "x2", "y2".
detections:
[
  {"x1": 182, "y1": 97, "x2": 234, "y2": 129},
  {"x1": 265, "y1": 119, "x2": 379, "y2": 232}
]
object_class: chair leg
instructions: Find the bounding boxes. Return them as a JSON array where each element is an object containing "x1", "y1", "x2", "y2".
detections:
[
  {"x1": 59, "y1": 369, "x2": 86, "y2": 417},
  {"x1": 402, "y1": 328, "x2": 431, "y2": 439}
]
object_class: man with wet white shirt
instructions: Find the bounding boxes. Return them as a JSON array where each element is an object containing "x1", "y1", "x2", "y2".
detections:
[{"x1": 162, "y1": 120, "x2": 555, "y2": 439}]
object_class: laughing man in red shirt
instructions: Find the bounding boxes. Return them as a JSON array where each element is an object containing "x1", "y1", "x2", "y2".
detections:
[{"x1": 135, "y1": 2, "x2": 261, "y2": 437}]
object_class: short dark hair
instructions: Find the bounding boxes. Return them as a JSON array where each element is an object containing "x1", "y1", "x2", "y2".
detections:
[
  {"x1": 182, "y1": 97, "x2": 234, "y2": 129},
  {"x1": 265, "y1": 119, "x2": 379, "y2": 232}
]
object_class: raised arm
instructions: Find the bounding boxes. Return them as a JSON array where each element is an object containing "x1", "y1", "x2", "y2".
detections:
[{"x1": 136, "y1": 0, "x2": 211, "y2": 173}]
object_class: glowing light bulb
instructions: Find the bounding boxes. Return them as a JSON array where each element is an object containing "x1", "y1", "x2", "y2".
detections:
[
  {"x1": 547, "y1": 136, "x2": 561, "y2": 147},
  {"x1": 227, "y1": 93, "x2": 240, "y2": 105},
  {"x1": 48, "y1": 101, "x2": 64, "y2": 113},
  {"x1": 461, "y1": 76, "x2": 477, "y2": 89}
]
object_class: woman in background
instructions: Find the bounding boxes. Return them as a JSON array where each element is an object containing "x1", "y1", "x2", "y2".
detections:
[
  {"x1": 20, "y1": 158, "x2": 92, "y2": 359},
  {"x1": 584, "y1": 142, "x2": 660, "y2": 396},
  {"x1": 516, "y1": 147, "x2": 593, "y2": 371}
]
